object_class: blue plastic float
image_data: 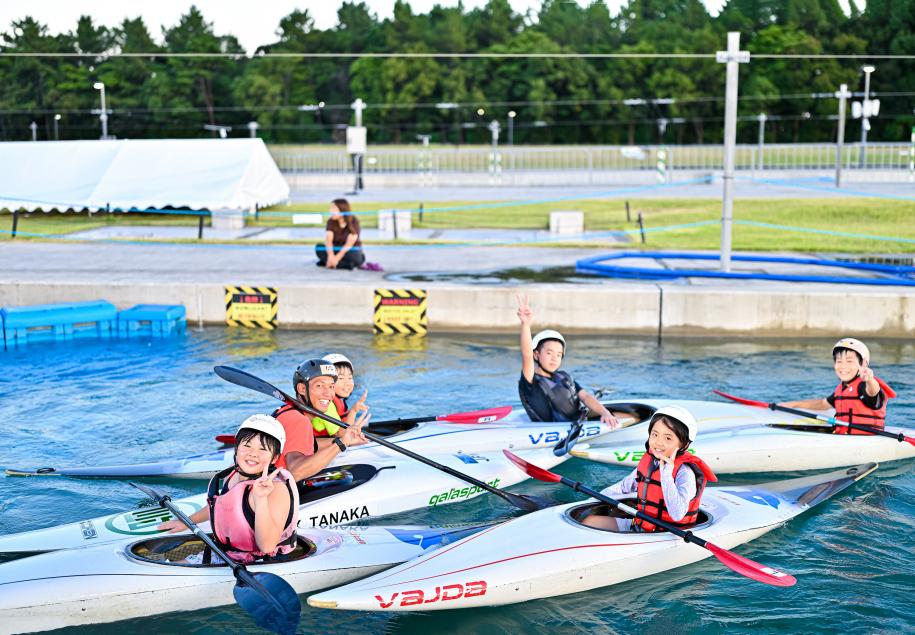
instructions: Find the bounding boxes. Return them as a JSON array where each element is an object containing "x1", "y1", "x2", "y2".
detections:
[
  {"x1": 1, "y1": 300, "x2": 117, "y2": 348},
  {"x1": 117, "y1": 304, "x2": 187, "y2": 338}
]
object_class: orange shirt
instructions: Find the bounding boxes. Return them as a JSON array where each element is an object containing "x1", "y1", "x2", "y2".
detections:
[{"x1": 274, "y1": 406, "x2": 316, "y2": 470}]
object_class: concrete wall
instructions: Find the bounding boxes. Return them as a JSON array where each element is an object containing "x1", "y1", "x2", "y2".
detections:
[{"x1": 2, "y1": 280, "x2": 912, "y2": 337}]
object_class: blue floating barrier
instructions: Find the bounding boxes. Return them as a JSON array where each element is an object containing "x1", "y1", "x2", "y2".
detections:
[
  {"x1": 1, "y1": 301, "x2": 118, "y2": 348},
  {"x1": 117, "y1": 304, "x2": 186, "y2": 338}
]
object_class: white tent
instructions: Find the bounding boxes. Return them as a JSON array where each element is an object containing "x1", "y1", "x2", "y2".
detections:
[{"x1": 0, "y1": 138, "x2": 289, "y2": 226}]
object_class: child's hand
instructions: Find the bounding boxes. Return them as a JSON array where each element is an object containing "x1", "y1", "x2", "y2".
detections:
[
  {"x1": 352, "y1": 389, "x2": 369, "y2": 414},
  {"x1": 654, "y1": 446, "x2": 677, "y2": 466},
  {"x1": 157, "y1": 519, "x2": 188, "y2": 534},
  {"x1": 600, "y1": 411, "x2": 620, "y2": 429},
  {"x1": 516, "y1": 293, "x2": 533, "y2": 326},
  {"x1": 859, "y1": 364, "x2": 875, "y2": 384},
  {"x1": 251, "y1": 464, "x2": 275, "y2": 503}
]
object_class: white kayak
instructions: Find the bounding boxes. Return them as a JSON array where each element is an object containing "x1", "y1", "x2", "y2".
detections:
[
  {"x1": 0, "y1": 448, "x2": 565, "y2": 557},
  {"x1": 4, "y1": 417, "x2": 614, "y2": 479},
  {"x1": 307, "y1": 462, "x2": 876, "y2": 611},
  {"x1": 572, "y1": 402, "x2": 915, "y2": 473},
  {"x1": 0, "y1": 522, "x2": 486, "y2": 633}
]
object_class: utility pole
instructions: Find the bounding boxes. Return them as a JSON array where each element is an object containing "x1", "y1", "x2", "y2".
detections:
[
  {"x1": 834, "y1": 84, "x2": 851, "y2": 187},
  {"x1": 716, "y1": 32, "x2": 750, "y2": 273}
]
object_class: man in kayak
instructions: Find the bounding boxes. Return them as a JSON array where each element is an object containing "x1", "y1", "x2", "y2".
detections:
[
  {"x1": 782, "y1": 337, "x2": 896, "y2": 435},
  {"x1": 157, "y1": 415, "x2": 299, "y2": 563},
  {"x1": 516, "y1": 294, "x2": 618, "y2": 426},
  {"x1": 275, "y1": 359, "x2": 369, "y2": 481},
  {"x1": 583, "y1": 405, "x2": 717, "y2": 531}
]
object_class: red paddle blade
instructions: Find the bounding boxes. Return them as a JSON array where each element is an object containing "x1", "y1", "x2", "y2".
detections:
[
  {"x1": 215, "y1": 434, "x2": 235, "y2": 445},
  {"x1": 440, "y1": 405, "x2": 514, "y2": 424},
  {"x1": 904, "y1": 435, "x2": 915, "y2": 447},
  {"x1": 502, "y1": 449, "x2": 562, "y2": 483},
  {"x1": 712, "y1": 389, "x2": 768, "y2": 408},
  {"x1": 706, "y1": 542, "x2": 796, "y2": 587}
]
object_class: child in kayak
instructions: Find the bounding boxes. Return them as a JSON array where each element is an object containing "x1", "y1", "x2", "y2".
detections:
[
  {"x1": 157, "y1": 415, "x2": 299, "y2": 563},
  {"x1": 516, "y1": 294, "x2": 618, "y2": 426},
  {"x1": 582, "y1": 405, "x2": 717, "y2": 532},
  {"x1": 317, "y1": 353, "x2": 368, "y2": 436},
  {"x1": 274, "y1": 359, "x2": 369, "y2": 481},
  {"x1": 782, "y1": 338, "x2": 895, "y2": 435}
]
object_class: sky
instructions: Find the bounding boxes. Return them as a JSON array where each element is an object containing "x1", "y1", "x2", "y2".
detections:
[{"x1": 1, "y1": 0, "x2": 735, "y2": 52}]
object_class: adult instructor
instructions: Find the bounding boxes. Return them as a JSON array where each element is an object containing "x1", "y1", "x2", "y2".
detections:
[{"x1": 315, "y1": 198, "x2": 366, "y2": 270}]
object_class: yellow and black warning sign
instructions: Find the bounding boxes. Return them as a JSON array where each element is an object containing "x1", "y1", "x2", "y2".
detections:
[
  {"x1": 225, "y1": 286, "x2": 278, "y2": 329},
  {"x1": 373, "y1": 288, "x2": 427, "y2": 335}
]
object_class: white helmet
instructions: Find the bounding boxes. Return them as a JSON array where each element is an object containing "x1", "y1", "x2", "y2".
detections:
[
  {"x1": 650, "y1": 405, "x2": 698, "y2": 442},
  {"x1": 532, "y1": 329, "x2": 566, "y2": 351},
  {"x1": 833, "y1": 338, "x2": 869, "y2": 365},
  {"x1": 237, "y1": 414, "x2": 286, "y2": 453},
  {"x1": 323, "y1": 353, "x2": 354, "y2": 371}
]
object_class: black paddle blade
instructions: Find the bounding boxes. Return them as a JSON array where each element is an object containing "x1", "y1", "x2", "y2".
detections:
[
  {"x1": 234, "y1": 571, "x2": 301, "y2": 635},
  {"x1": 506, "y1": 492, "x2": 553, "y2": 512},
  {"x1": 553, "y1": 421, "x2": 584, "y2": 457},
  {"x1": 214, "y1": 366, "x2": 288, "y2": 403}
]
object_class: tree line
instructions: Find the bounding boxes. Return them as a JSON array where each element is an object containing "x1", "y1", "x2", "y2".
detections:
[{"x1": 0, "y1": 0, "x2": 912, "y2": 146}]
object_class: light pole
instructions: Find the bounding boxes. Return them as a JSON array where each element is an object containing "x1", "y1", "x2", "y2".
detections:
[
  {"x1": 757, "y1": 113, "x2": 767, "y2": 171},
  {"x1": 858, "y1": 65, "x2": 875, "y2": 167},
  {"x1": 54, "y1": 113, "x2": 61, "y2": 140},
  {"x1": 30, "y1": 121, "x2": 37, "y2": 141},
  {"x1": 507, "y1": 110, "x2": 516, "y2": 145},
  {"x1": 247, "y1": 121, "x2": 259, "y2": 138},
  {"x1": 93, "y1": 81, "x2": 108, "y2": 139}
]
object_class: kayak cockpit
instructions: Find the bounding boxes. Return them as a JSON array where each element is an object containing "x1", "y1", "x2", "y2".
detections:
[
  {"x1": 127, "y1": 535, "x2": 316, "y2": 567},
  {"x1": 565, "y1": 501, "x2": 713, "y2": 533},
  {"x1": 364, "y1": 421, "x2": 420, "y2": 437},
  {"x1": 595, "y1": 402, "x2": 656, "y2": 426}
]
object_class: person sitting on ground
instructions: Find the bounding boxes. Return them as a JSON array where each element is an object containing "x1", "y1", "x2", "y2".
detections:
[
  {"x1": 315, "y1": 198, "x2": 366, "y2": 270},
  {"x1": 781, "y1": 337, "x2": 896, "y2": 435},
  {"x1": 516, "y1": 293, "x2": 618, "y2": 426},
  {"x1": 273, "y1": 359, "x2": 369, "y2": 481},
  {"x1": 157, "y1": 415, "x2": 299, "y2": 563},
  {"x1": 583, "y1": 406, "x2": 717, "y2": 532}
]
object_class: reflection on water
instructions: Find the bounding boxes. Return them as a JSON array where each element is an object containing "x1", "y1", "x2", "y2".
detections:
[{"x1": 0, "y1": 329, "x2": 912, "y2": 634}]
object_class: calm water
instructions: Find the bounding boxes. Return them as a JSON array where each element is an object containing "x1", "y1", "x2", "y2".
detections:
[{"x1": 1, "y1": 329, "x2": 913, "y2": 635}]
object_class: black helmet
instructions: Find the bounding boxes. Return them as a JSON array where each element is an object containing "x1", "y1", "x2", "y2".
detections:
[{"x1": 293, "y1": 359, "x2": 338, "y2": 392}]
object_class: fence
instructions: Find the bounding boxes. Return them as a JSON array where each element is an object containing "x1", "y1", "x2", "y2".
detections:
[{"x1": 269, "y1": 142, "x2": 913, "y2": 187}]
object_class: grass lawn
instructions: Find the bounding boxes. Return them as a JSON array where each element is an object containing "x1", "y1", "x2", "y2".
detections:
[{"x1": 3, "y1": 198, "x2": 913, "y2": 253}]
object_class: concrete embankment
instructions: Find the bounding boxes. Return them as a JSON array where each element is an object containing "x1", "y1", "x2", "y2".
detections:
[{"x1": 2, "y1": 242, "x2": 912, "y2": 337}]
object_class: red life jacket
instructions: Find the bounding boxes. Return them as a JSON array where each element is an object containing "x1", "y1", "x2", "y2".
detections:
[
  {"x1": 632, "y1": 452, "x2": 717, "y2": 533},
  {"x1": 207, "y1": 466, "x2": 299, "y2": 564},
  {"x1": 832, "y1": 375, "x2": 894, "y2": 435},
  {"x1": 333, "y1": 395, "x2": 349, "y2": 420}
]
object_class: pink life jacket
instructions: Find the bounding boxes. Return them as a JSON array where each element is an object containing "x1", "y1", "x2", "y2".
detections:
[{"x1": 207, "y1": 466, "x2": 299, "y2": 564}]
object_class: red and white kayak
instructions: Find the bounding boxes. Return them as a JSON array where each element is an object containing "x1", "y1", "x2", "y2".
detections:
[
  {"x1": 307, "y1": 463, "x2": 876, "y2": 611},
  {"x1": 0, "y1": 522, "x2": 486, "y2": 633}
]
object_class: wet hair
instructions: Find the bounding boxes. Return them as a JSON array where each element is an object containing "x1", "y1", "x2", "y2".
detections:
[
  {"x1": 833, "y1": 346, "x2": 863, "y2": 365},
  {"x1": 648, "y1": 415, "x2": 691, "y2": 452},
  {"x1": 235, "y1": 428, "x2": 281, "y2": 461}
]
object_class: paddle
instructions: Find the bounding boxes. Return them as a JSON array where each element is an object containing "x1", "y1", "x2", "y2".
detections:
[
  {"x1": 214, "y1": 405, "x2": 515, "y2": 446},
  {"x1": 213, "y1": 365, "x2": 550, "y2": 513},
  {"x1": 502, "y1": 450, "x2": 797, "y2": 588},
  {"x1": 552, "y1": 405, "x2": 590, "y2": 457},
  {"x1": 129, "y1": 482, "x2": 301, "y2": 635},
  {"x1": 714, "y1": 390, "x2": 915, "y2": 446}
]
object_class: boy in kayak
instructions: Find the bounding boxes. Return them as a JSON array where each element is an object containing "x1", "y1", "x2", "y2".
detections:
[
  {"x1": 516, "y1": 294, "x2": 618, "y2": 426},
  {"x1": 158, "y1": 415, "x2": 299, "y2": 563},
  {"x1": 275, "y1": 359, "x2": 369, "y2": 481},
  {"x1": 583, "y1": 405, "x2": 717, "y2": 532},
  {"x1": 317, "y1": 353, "x2": 367, "y2": 436},
  {"x1": 782, "y1": 338, "x2": 896, "y2": 435}
]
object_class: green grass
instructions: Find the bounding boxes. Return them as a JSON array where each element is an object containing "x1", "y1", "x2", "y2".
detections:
[{"x1": 3, "y1": 198, "x2": 914, "y2": 253}]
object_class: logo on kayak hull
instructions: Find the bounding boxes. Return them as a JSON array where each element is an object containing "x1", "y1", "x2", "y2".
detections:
[
  {"x1": 104, "y1": 501, "x2": 204, "y2": 536},
  {"x1": 429, "y1": 479, "x2": 500, "y2": 506},
  {"x1": 528, "y1": 425, "x2": 603, "y2": 445},
  {"x1": 375, "y1": 580, "x2": 487, "y2": 608},
  {"x1": 308, "y1": 505, "x2": 370, "y2": 527}
]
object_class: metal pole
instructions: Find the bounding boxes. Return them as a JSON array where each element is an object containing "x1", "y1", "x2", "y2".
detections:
[
  {"x1": 11, "y1": 209, "x2": 19, "y2": 238},
  {"x1": 508, "y1": 111, "x2": 515, "y2": 146},
  {"x1": 717, "y1": 32, "x2": 748, "y2": 273},
  {"x1": 54, "y1": 114, "x2": 60, "y2": 141},
  {"x1": 859, "y1": 66, "x2": 874, "y2": 168},
  {"x1": 835, "y1": 84, "x2": 850, "y2": 187},
  {"x1": 757, "y1": 113, "x2": 766, "y2": 172},
  {"x1": 29, "y1": 121, "x2": 37, "y2": 141},
  {"x1": 99, "y1": 84, "x2": 108, "y2": 139}
]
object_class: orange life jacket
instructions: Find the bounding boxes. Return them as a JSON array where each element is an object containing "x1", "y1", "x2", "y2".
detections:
[
  {"x1": 207, "y1": 466, "x2": 299, "y2": 564},
  {"x1": 272, "y1": 404, "x2": 318, "y2": 468},
  {"x1": 632, "y1": 452, "x2": 717, "y2": 533},
  {"x1": 832, "y1": 375, "x2": 894, "y2": 435}
]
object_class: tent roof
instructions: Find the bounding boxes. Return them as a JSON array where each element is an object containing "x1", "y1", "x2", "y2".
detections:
[{"x1": 0, "y1": 138, "x2": 289, "y2": 212}]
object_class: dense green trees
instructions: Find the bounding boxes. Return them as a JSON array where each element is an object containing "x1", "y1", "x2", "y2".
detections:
[{"x1": 0, "y1": 0, "x2": 911, "y2": 144}]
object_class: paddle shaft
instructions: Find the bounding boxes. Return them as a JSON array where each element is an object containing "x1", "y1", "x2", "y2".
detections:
[
  {"x1": 214, "y1": 366, "x2": 543, "y2": 511},
  {"x1": 765, "y1": 402, "x2": 912, "y2": 444}
]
